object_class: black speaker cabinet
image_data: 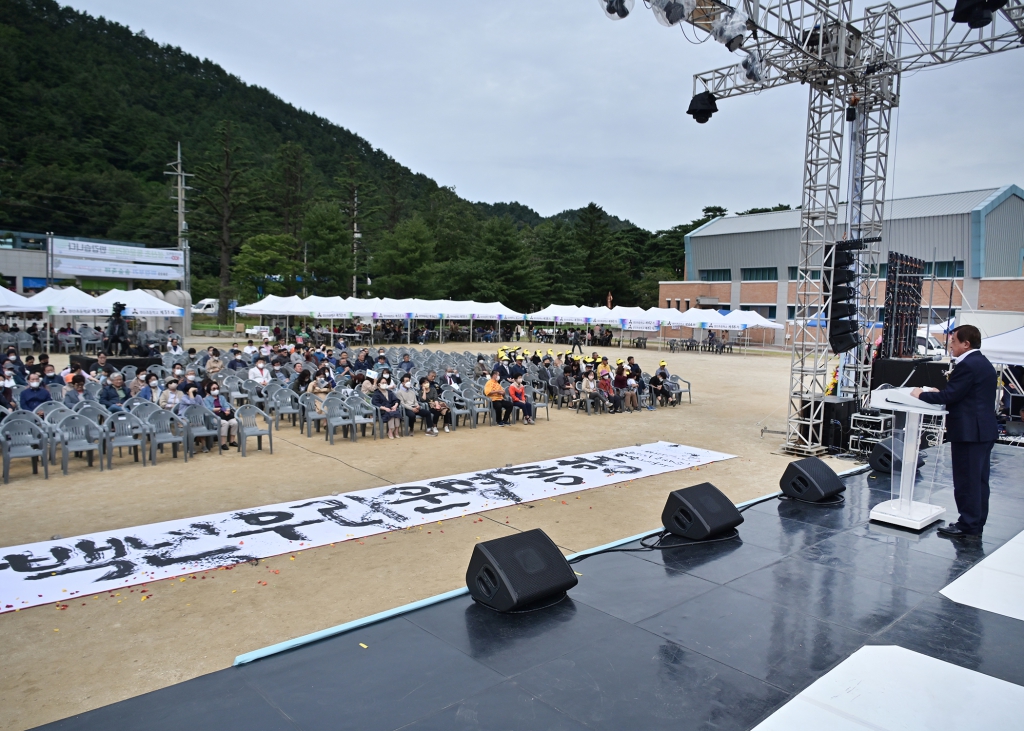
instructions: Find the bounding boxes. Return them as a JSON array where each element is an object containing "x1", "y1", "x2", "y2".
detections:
[
  {"x1": 822, "y1": 396, "x2": 857, "y2": 450},
  {"x1": 779, "y1": 457, "x2": 846, "y2": 502},
  {"x1": 661, "y1": 482, "x2": 743, "y2": 540},
  {"x1": 466, "y1": 529, "x2": 577, "y2": 612},
  {"x1": 869, "y1": 437, "x2": 926, "y2": 473}
]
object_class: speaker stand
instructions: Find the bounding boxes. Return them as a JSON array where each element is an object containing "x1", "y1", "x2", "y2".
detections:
[{"x1": 867, "y1": 392, "x2": 946, "y2": 531}]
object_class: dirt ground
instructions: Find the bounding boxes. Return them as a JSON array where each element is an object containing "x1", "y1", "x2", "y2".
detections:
[{"x1": 0, "y1": 342, "x2": 852, "y2": 730}]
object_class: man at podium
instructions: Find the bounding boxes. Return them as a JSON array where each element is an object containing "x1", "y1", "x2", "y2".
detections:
[{"x1": 911, "y1": 325, "x2": 998, "y2": 538}]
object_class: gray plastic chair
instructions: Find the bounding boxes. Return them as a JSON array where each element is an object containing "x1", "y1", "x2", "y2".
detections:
[
  {"x1": 57, "y1": 414, "x2": 104, "y2": 474},
  {"x1": 235, "y1": 404, "x2": 272, "y2": 456},
  {"x1": 468, "y1": 395, "x2": 494, "y2": 427},
  {"x1": 298, "y1": 392, "x2": 327, "y2": 437},
  {"x1": 0, "y1": 420, "x2": 49, "y2": 483},
  {"x1": 46, "y1": 383, "x2": 66, "y2": 402},
  {"x1": 272, "y1": 389, "x2": 301, "y2": 430},
  {"x1": 181, "y1": 404, "x2": 222, "y2": 455},
  {"x1": 323, "y1": 400, "x2": 353, "y2": 444},
  {"x1": 668, "y1": 375, "x2": 692, "y2": 405},
  {"x1": 525, "y1": 385, "x2": 550, "y2": 421},
  {"x1": 104, "y1": 412, "x2": 148, "y2": 468},
  {"x1": 147, "y1": 410, "x2": 189, "y2": 464},
  {"x1": 443, "y1": 393, "x2": 472, "y2": 430},
  {"x1": 348, "y1": 400, "x2": 377, "y2": 441}
]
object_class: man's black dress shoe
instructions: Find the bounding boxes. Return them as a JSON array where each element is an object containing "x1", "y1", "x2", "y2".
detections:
[{"x1": 937, "y1": 522, "x2": 981, "y2": 539}]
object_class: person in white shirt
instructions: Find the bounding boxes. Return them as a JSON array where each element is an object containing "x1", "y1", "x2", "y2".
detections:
[
  {"x1": 243, "y1": 339, "x2": 258, "y2": 356},
  {"x1": 166, "y1": 337, "x2": 184, "y2": 356},
  {"x1": 248, "y1": 358, "x2": 271, "y2": 386}
]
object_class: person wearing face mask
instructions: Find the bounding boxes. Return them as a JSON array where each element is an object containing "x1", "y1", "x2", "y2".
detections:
[
  {"x1": 396, "y1": 374, "x2": 434, "y2": 436},
  {"x1": 443, "y1": 367, "x2": 462, "y2": 388},
  {"x1": 158, "y1": 377, "x2": 183, "y2": 411},
  {"x1": 20, "y1": 373, "x2": 53, "y2": 415},
  {"x1": 249, "y1": 358, "x2": 270, "y2": 386},
  {"x1": 271, "y1": 361, "x2": 290, "y2": 384},
  {"x1": 63, "y1": 374, "x2": 95, "y2": 408},
  {"x1": 203, "y1": 385, "x2": 238, "y2": 450},
  {"x1": 372, "y1": 374, "x2": 403, "y2": 439},
  {"x1": 171, "y1": 365, "x2": 185, "y2": 381},
  {"x1": 4, "y1": 364, "x2": 26, "y2": 387},
  {"x1": 0, "y1": 369, "x2": 17, "y2": 410},
  {"x1": 129, "y1": 369, "x2": 149, "y2": 397},
  {"x1": 181, "y1": 368, "x2": 205, "y2": 397},
  {"x1": 376, "y1": 349, "x2": 390, "y2": 367},
  {"x1": 138, "y1": 375, "x2": 163, "y2": 403},
  {"x1": 306, "y1": 368, "x2": 333, "y2": 413},
  {"x1": 40, "y1": 365, "x2": 63, "y2": 386},
  {"x1": 205, "y1": 348, "x2": 224, "y2": 375},
  {"x1": 227, "y1": 351, "x2": 248, "y2": 370},
  {"x1": 5, "y1": 349, "x2": 24, "y2": 377}
]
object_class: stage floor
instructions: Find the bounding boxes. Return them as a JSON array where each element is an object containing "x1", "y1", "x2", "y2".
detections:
[{"x1": 37, "y1": 445, "x2": 1024, "y2": 731}]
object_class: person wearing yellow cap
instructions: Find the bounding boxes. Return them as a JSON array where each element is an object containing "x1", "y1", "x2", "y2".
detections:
[
  {"x1": 547, "y1": 348, "x2": 554, "y2": 356},
  {"x1": 656, "y1": 360, "x2": 670, "y2": 379}
]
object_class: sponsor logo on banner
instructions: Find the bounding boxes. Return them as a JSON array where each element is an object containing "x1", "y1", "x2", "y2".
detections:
[{"x1": 0, "y1": 442, "x2": 734, "y2": 612}]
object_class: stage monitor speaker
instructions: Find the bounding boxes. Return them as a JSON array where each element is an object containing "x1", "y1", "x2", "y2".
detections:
[
  {"x1": 868, "y1": 437, "x2": 926, "y2": 473},
  {"x1": 779, "y1": 457, "x2": 846, "y2": 502},
  {"x1": 466, "y1": 529, "x2": 577, "y2": 612},
  {"x1": 661, "y1": 482, "x2": 743, "y2": 540}
]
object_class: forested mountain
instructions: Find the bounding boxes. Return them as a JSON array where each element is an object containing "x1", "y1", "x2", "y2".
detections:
[{"x1": 0, "y1": 0, "x2": 760, "y2": 320}]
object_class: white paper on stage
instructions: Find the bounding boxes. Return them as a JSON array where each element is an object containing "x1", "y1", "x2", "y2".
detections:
[{"x1": 0, "y1": 441, "x2": 734, "y2": 612}]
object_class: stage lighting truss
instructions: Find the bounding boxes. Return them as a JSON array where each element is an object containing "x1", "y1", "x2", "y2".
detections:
[{"x1": 598, "y1": 0, "x2": 1023, "y2": 455}]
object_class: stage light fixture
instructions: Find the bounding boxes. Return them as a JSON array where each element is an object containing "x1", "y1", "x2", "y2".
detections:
[
  {"x1": 599, "y1": 0, "x2": 634, "y2": 20},
  {"x1": 712, "y1": 8, "x2": 748, "y2": 52},
  {"x1": 650, "y1": 0, "x2": 693, "y2": 27},
  {"x1": 687, "y1": 90, "x2": 718, "y2": 124},
  {"x1": 951, "y1": 0, "x2": 1005, "y2": 27}
]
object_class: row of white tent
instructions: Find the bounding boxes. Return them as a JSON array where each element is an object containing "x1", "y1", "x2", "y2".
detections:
[
  {"x1": 0, "y1": 286, "x2": 184, "y2": 317},
  {"x1": 235, "y1": 294, "x2": 784, "y2": 332}
]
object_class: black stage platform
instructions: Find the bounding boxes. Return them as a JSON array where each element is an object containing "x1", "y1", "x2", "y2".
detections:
[{"x1": 40, "y1": 445, "x2": 1024, "y2": 731}]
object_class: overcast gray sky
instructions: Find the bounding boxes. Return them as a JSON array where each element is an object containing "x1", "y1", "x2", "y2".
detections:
[{"x1": 68, "y1": 1, "x2": 1024, "y2": 231}]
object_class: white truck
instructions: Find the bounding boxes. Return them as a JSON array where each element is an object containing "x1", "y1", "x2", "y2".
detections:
[{"x1": 191, "y1": 298, "x2": 219, "y2": 317}]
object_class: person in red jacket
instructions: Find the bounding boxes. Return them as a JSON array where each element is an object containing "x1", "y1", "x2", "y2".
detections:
[{"x1": 508, "y1": 373, "x2": 535, "y2": 425}]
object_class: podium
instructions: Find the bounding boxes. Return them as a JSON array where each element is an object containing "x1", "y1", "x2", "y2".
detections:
[{"x1": 868, "y1": 387, "x2": 946, "y2": 530}]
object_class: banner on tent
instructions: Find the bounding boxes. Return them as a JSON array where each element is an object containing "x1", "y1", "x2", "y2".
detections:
[
  {"x1": 620, "y1": 319, "x2": 660, "y2": 332},
  {"x1": 53, "y1": 256, "x2": 185, "y2": 282},
  {"x1": 122, "y1": 305, "x2": 185, "y2": 317},
  {"x1": 53, "y1": 239, "x2": 184, "y2": 266},
  {"x1": 0, "y1": 441, "x2": 734, "y2": 612}
]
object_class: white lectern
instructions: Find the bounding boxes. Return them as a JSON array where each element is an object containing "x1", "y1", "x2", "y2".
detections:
[{"x1": 868, "y1": 387, "x2": 946, "y2": 530}]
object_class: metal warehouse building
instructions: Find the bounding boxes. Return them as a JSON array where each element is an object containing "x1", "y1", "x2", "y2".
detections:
[{"x1": 660, "y1": 185, "x2": 1024, "y2": 345}]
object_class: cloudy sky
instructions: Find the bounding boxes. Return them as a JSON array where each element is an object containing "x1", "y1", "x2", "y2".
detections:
[{"x1": 68, "y1": 1, "x2": 1024, "y2": 231}]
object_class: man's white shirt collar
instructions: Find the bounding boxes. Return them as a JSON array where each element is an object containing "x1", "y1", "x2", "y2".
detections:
[{"x1": 954, "y1": 349, "x2": 978, "y2": 364}]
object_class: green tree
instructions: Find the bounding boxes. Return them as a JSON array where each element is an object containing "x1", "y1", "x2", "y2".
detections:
[
  {"x1": 334, "y1": 157, "x2": 382, "y2": 297},
  {"x1": 472, "y1": 217, "x2": 543, "y2": 313},
  {"x1": 303, "y1": 202, "x2": 353, "y2": 296},
  {"x1": 370, "y1": 216, "x2": 439, "y2": 299},
  {"x1": 632, "y1": 267, "x2": 675, "y2": 309},
  {"x1": 193, "y1": 121, "x2": 252, "y2": 323},
  {"x1": 232, "y1": 233, "x2": 301, "y2": 301},
  {"x1": 530, "y1": 220, "x2": 587, "y2": 306}
]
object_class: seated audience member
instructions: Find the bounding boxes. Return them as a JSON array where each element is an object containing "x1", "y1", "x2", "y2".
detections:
[
  {"x1": 292, "y1": 369, "x2": 313, "y2": 395},
  {"x1": 204, "y1": 383, "x2": 238, "y2": 450},
  {"x1": 20, "y1": 372, "x2": 53, "y2": 415},
  {"x1": 556, "y1": 367, "x2": 578, "y2": 404},
  {"x1": 100, "y1": 373, "x2": 129, "y2": 412},
  {"x1": 166, "y1": 337, "x2": 184, "y2": 355},
  {"x1": 158, "y1": 377, "x2": 184, "y2": 411},
  {"x1": 614, "y1": 366, "x2": 638, "y2": 412},
  {"x1": 248, "y1": 357, "x2": 271, "y2": 386},
  {"x1": 647, "y1": 371, "x2": 665, "y2": 410},
  {"x1": 398, "y1": 353, "x2": 415, "y2": 374},
  {"x1": 484, "y1": 370, "x2": 513, "y2": 427},
  {"x1": 598, "y1": 370, "x2": 622, "y2": 413},
  {"x1": 655, "y1": 360, "x2": 670, "y2": 380},
  {"x1": 474, "y1": 357, "x2": 489, "y2": 379},
  {"x1": 372, "y1": 376, "x2": 403, "y2": 439},
  {"x1": 243, "y1": 339, "x2": 258, "y2": 356},
  {"x1": 0, "y1": 370, "x2": 16, "y2": 410},
  {"x1": 138, "y1": 374, "x2": 163, "y2": 402},
  {"x1": 178, "y1": 385, "x2": 203, "y2": 418},
  {"x1": 422, "y1": 373, "x2": 451, "y2": 432},
  {"x1": 443, "y1": 366, "x2": 462, "y2": 387},
  {"x1": 353, "y1": 349, "x2": 373, "y2": 371},
  {"x1": 509, "y1": 356, "x2": 527, "y2": 379},
  {"x1": 182, "y1": 367, "x2": 205, "y2": 397},
  {"x1": 336, "y1": 352, "x2": 353, "y2": 380},
  {"x1": 63, "y1": 374, "x2": 94, "y2": 408},
  {"x1": 128, "y1": 369, "x2": 149, "y2": 397},
  {"x1": 306, "y1": 368, "x2": 333, "y2": 413},
  {"x1": 580, "y1": 370, "x2": 602, "y2": 410},
  {"x1": 41, "y1": 363, "x2": 63, "y2": 386},
  {"x1": 228, "y1": 351, "x2": 248, "y2": 370},
  {"x1": 509, "y1": 373, "x2": 535, "y2": 425},
  {"x1": 397, "y1": 374, "x2": 435, "y2": 436},
  {"x1": 271, "y1": 360, "x2": 290, "y2": 384},
  {"x1": 205, "y1": 349, "x2": 224, "y2": 374},
  {"x1": 5, "y1": 361, "x2": 26, "y2": 387}
]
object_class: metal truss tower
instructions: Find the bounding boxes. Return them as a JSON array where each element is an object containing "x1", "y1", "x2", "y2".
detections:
[{"x1": 605, "y1": 0, "x2": 1023, "y2": 454}]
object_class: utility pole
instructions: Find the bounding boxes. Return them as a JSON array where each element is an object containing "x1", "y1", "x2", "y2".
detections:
[
  {"x1": 352, "y1": 187, "x2": 361, "y2": 298},
  {"x1": 165, "y1": 142, "x2": 194, "y2": 293}
]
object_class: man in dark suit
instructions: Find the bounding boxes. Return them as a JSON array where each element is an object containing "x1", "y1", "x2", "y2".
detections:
[{"x1": 912, "y1": 325, "x2": 998, "y2": 538}]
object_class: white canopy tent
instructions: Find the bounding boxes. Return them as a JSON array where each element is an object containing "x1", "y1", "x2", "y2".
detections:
[
  {"x1": 981, "y1": 326, "x2": 1024, "y2": 366},
  {"x1": 94, "y1": 288, "x2": 184, "y2": 317},
  {"x1": 234, "y1": 294, "x2": 307, "y2": 316},
  {"x1": 723, "y1": 310, "x2": 784, "y2": 330},
  {"x1": 0, "y1": 287, "x2": 39, "y2": 312},
  {"x1": 29, "y1": 286, "x2": 110, "y2": 316}
]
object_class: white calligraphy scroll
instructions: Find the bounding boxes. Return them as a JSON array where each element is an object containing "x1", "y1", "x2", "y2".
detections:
[{"x1": 0, "y1": 442, "x2": 733, "y2": 612}]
